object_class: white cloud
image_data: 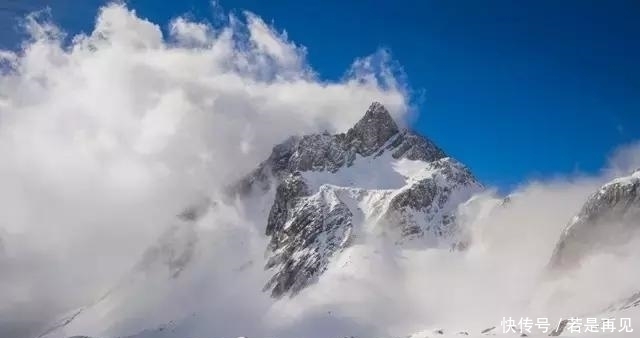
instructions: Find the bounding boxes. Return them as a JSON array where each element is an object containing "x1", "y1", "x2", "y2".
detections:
[
  {"x1": 244, "y1": 12, "x2": 305, "y2": 74},
  {"x1": 604, "y1": 141, "x2": 640, "y2": 178},
  {"x1": 169, "y1": 18, "x2": 213, "y2": 47},
  {"x1": 0, "y1": 3, "x2": 408, "y2": 337}
]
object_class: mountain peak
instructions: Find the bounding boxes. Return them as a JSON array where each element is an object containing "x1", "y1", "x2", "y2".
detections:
[
  {"x1": 355, "y1": 102, "x2": 398, "y2": 131},
  {"x1": 347, "y1": 102, "x2": 399, "y2": 156}
]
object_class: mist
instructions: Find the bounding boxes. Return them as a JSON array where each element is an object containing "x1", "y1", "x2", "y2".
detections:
[{"x1": 1, "y1": 3, "x2": 640, "y2": 338}]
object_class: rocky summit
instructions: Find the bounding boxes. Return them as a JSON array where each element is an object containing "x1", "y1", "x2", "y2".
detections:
[{"x1": 234, "y1": 102, "x2": 482, "y2": 297}]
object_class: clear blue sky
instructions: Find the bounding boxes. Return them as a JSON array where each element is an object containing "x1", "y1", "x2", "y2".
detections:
[{"x1": 1, "y1": 0, "x2": 639, "y2": 191}]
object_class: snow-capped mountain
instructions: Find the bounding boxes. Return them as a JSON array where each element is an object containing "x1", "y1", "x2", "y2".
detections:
[
  {"x1": 550, "y1": 169, "x2": 640, "y2": 268},
  {"x1": 36, "y1": 105, "x2": 640, "y2": 338},
  {"x1": 231, "y1": 102, "x2": 482, "y2": 297}
]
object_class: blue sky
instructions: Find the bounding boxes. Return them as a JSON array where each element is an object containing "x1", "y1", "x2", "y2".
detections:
[{"x1": 1, "y1": 0, "x2": 639, "y2": 190}]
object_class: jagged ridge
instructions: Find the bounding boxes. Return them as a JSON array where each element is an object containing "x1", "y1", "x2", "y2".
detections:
[{"x1": 235, "y1": 102, "x2": 482, "y2": 297}]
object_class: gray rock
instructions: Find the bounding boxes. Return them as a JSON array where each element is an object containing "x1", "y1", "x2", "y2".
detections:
[
  {"x1": 384, "y1": 158, "x2": 476, "y2": 241},
  {"x1": 345, "y1": 101, "x2": 399, "y2": 156},
  {"x1": 264, "y1": 183, "x2": 354, "y2": 297}
]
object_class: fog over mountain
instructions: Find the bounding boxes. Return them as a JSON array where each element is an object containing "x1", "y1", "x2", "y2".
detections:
[{"x1": 1, "y1": 3, "x2": 640, "y2": 338}]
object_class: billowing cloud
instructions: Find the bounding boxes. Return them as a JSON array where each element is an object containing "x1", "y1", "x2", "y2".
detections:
[{"x1": 0, "y1": 3, "x2": 408, "y2": 337}]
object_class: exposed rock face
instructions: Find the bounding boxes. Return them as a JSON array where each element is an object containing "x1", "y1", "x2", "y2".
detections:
[
  {"x1": 346, "y1": 101, "x2": 400, "y2": 156},
  {"x1": 235, "y1": 103, "x2": 446, "y2": 196},
  {"x1": 264, "y1": 179, "x2": 354, "y2": 296},
  {"x1": 234, "y1": 102, "x2": 482, "y2": 297},
  {"x1": 383, "y1": 158, "x2": 478, "y2": 241},
  {"x1": 550, "y1": 170, "x2": 640, "y2": 268}
]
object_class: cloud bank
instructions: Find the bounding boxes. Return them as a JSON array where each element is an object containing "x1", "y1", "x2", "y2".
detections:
[{"x1": 0, "y1": 3, "x2": 407, "y2": 337}]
